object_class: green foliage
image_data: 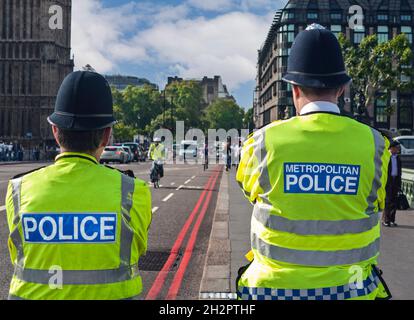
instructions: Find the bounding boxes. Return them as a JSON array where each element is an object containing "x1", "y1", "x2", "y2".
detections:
[
  {"x1": 338, "y1": 33, "x2": 414, "y2": 116},
  {"x1": 112, "y1": 122, "x2": 136, "y2": 142},
  {"x1": 165, "y1": 80, "x2": 204, "y2": 129},
  {"x1": 204, "y1": 98, "x2": 245, "y2": 131},
  {"x1": 243, "y1": 108, "x2": 255, "y2": 131},
  {"x1": 112, "y1": 85, "x2": 163, "y2": 139}
]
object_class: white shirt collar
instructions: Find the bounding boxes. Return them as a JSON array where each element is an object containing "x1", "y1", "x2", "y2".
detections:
[{"x1": 300, "y1": 101, "x2": 341, "y2": 115}]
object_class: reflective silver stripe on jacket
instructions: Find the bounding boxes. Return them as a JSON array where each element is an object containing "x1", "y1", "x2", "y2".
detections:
[
  {"x1": 254, "y1": 205, "x2": 380, "y2": 236},
  {"x1": 13, "y1": 263, "x2": 139, "y2": 285},
  {"x1": 365, "y1": 129, "x2": 386, "y2": 215},
  {"x1": 11, "y1": 178, "x2": 22, "y2": 225},
  {"x1": 252, "y1": 233, "x2": 380, "y2": 266},
  {"x1": 13, "y1": 173, "x2": 138, "y2": 285},
  {"x1": 10, "y1": 178, "x2": 24, "y2": 265},
  {"x1": 253, "y1": 130, "x2": 271, "y2": 204},
  {"x1": 120, "y1": 174, "x2": 135, "y2": 267}
]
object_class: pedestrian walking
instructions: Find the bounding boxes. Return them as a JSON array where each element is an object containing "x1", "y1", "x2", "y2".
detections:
[
  {"x1": 5, "y1": 71, "x2": 152, "y2": 300},
  {"x1": 236, "y1": 24, "x2": 391, "y2": 300},
  {"x1": 382, "y1": 141, "x2": 402, "y2": 227}
]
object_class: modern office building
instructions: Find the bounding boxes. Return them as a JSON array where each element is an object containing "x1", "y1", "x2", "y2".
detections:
[
  {"x1": 0, "y1": 0, "x2": 74, "y2": 146},
  {"x1": 254, "y1": 0, "x2": 414, "y2": 134},
  {"x1": 105, "y1": 74, "x2": 158, "y2": 91}
]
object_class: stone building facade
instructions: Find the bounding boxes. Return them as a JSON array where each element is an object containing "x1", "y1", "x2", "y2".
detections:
[
  {"x1": 255, "y1": 0, "x2": 414, "y2": 134},
  {"x1": 167, "y1": 75, "x2": 235, "y2": 106},
  {"x1": 0, "y1": 0, "x2": 73, "y2": 147}
]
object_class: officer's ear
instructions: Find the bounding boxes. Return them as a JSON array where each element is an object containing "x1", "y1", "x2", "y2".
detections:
[
  {"x1": 336, "y1": 85, "x2": 346, "y2": 99},
  {"x1": 100, "y1": 127, "x2": 112, "y2": 148},
  {"x1": 292, "y1": 85, "x2": 301, "y2": 100},
  {"x1": 52, "y1": 126, "x2": 60, "y2": 146}
]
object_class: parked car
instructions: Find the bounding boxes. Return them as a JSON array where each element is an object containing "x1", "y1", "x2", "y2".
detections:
[
  {"x1": 101, "y1": 146, "x2": 128, "y2": 164},
  {"x1": 394, "y1": 136, "x2": 414, "y2": 155},
  {"x1": 121, "y1": 146, "x2": 134, "y2": 163},
  {"x1": 122, "y1": 142, "x2": 143, "y2": 162}
]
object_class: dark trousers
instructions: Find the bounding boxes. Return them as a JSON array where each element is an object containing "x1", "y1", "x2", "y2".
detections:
[{"x1": 383, "y1": 177, "x2": 399, "y2": 224}]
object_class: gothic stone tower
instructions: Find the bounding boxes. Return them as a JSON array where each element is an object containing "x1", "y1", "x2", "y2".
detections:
[{"x1": 0, "y1": 0, "x2": 73, "y2": 146}]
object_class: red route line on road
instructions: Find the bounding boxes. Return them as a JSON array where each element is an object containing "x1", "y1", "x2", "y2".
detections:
[
  {"x1": 166, "y1": 167, "x2": 221, "y2": 300},
  {"x1": 145, "y1": 167, "x2": 220, "y2": 300}
]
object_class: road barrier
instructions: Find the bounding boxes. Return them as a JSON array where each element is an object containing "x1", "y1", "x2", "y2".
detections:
[{"x1": 402, "y1": 168, "x2": 414, "y2": 208}]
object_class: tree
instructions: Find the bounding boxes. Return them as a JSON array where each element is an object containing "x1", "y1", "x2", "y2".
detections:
[
  {"x1": 112, "y1": 85, "x2": 163, "y2": 139},
  {"x1": 243, "y1": 108, "x2": 255, "y2": 132},
  {"x1": 338, "y1": 33, "x2": 414, "y2": 120},
  {"x1": 165, "y1": 80, "x2": 204, "y2": 130},
  {"x1": 204, "y1": 98, "x2": 245, "y2": 131}
]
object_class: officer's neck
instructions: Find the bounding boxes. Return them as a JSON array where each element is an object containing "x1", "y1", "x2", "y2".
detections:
[
  {"x1": 295, "y1": 97, "x2": 339, "y2": 115},
  {"x1": 59, "y1": 147, "x2": 100, "y2": 161}
]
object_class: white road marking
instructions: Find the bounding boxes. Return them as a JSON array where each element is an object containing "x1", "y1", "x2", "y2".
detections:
[
  {"x1": 184, "y1": 179, "x2": 192, "y2": 185},
  {"x1": 0, "y1": 205, "x2": 6, "y2": 212},
  {"x1": 171, "y1": 182, "x2": 176, "y2": 186},
  {"x1": 191, "y1": 176, "x2": 196, "y2": 179},
  {"x1": 176, "y1": 185, "x2": 184, "y2": 191},
  {"x1": 182, "y1": 186, "x2": 203, "y2": 190},
  {"x1": 162, "y1": 193, "x2": 174, "y2": 202},
  {"x1": 159, "y1": 185, "x2": 163, "y2": 188},
  {"x1": 152, "y1": 207, "x2": 159, "y2": 214},
  {"x1": 0, "y1": 180, "x2": 8, "y2": 184}
]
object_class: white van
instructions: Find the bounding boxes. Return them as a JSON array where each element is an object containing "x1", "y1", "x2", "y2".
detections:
[
  {"x1": 179, "y1": 140, "x2": 198, "y2": 160},
  {"x1": 394, "y1": 136, "x2": 414, "y2": 155}
]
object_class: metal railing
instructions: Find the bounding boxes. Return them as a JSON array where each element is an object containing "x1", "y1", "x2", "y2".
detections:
[{"x1": 401, "y1": 168, "x2": 414, "y2": 208}]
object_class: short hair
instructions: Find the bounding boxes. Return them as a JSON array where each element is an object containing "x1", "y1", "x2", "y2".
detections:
[
  {"x1": 56, "y1": 128, "x2": 106, "y2": 153},
  {"x1": 298, "y1": 86, "x2": 341, "y2": 97}
]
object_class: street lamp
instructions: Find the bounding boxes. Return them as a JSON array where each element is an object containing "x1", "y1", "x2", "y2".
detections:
[
  {"x1": 163, "y1": 89, "x2": 166, "y2": 128},
  {"x1": 170, "y1": 96, "x2": 175, "y2": 134}
]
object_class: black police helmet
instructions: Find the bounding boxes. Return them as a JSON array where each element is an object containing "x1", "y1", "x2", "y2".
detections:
[
  {"x1": 282, "y1": 24, "x2": 352, "y2": 89},
  {"x1": 48, "y1": 71, "x2": 117, "y2": 131}
]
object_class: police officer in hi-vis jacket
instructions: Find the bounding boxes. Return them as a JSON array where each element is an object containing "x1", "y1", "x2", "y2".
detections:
[
  {"x1": 6, "y1": 71, "x2": 152, "y2": 300},
  {"x1": 236, "y1": 24, "x2": 392, "y2": 300}
]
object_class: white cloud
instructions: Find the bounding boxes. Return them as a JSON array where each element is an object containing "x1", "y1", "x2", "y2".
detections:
[
  {"x1": 72, "y1": 0, "x2": 147, "y2": 72},
  {"x1": 187, "y1": 0, "x2": 287, "y2": 12},
  {"x1": 133, "y1": 12, "x2": 273, "y2": 89},
  {"x1": 71, "y1": 0, "x2": 276, "y2": 90},
  {"x1": 187, "y1": 0, "x2": 235, "y2": 12}
]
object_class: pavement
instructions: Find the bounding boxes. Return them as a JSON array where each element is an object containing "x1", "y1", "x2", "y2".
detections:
[
  {"x1": 200, "y1": 169, "x2": 414, "y2": 300},
  {"x1": 0, "y1": 161, "x2": 222, "y2": 300}
]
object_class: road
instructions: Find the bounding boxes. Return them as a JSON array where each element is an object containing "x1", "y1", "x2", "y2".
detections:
[{"x1": 0, "y1": 161, "x2": 222, "y2": 300}]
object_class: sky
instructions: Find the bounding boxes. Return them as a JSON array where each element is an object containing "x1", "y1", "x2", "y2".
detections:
[{"x1": 71, "y1": 0, "x2": 289, "y2": 109}]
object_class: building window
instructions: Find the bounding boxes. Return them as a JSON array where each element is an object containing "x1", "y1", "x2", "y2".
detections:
[
  {"x1": 282, "y1": 11, "x2": 295, "y2": 21},
  {"x1": 375, "y1": 96, "x2": 389, "y2": 126},
  {"x1": 377, "y1": 26, "x2": 389, "y2": 43},
  {"x1": 353, "y1": 26, "x2": 365, "y2": 44},
  {"x1": 331, "y1": 25, "x2": 342, "y2": 37},
  {"x1": 401, "y1": 26, "x2": 413, "y2": 44},
  {"x1": 307, "y1": 12, "x2": 319, "y2": 20},
  {"x1": 399, "y1": 96, "x2": 413, "y2": 129},
  {"x1": 401, "y1": 64, "x2": 412, "y2": 82},
  {"x1": 279, "y1": 24, "x2": 295, "y2": 44},
  {"x1": 401, "y1": 14, "x2": 412, "y2": 21},
  {"x1": 263, "y1": 109, "x2": 271, "y2": 126},
  {"x1": 330, "y1": 13, "x2": 342, "y2": 20},
  {"x1": 377, "y1": 14, "x2": 388, "y2": 21}
]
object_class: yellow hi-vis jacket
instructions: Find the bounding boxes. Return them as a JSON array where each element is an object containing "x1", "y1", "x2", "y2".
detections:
[
  {"x1": 236, "y1": 112, "x2": 391, "y2": 300},
  {"x1": 148, "y1": 143, "x2": 166, "y2": 161},
  {"x1": 6, "y1": 152, "x2": 152, "y2": 300}
]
